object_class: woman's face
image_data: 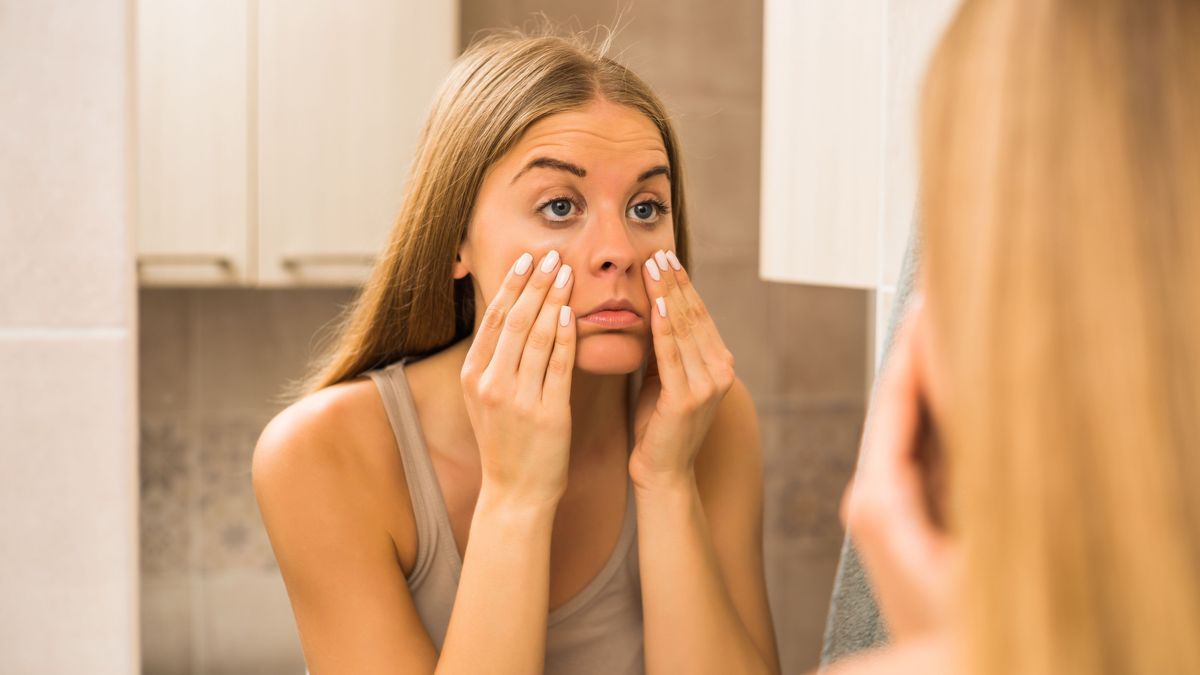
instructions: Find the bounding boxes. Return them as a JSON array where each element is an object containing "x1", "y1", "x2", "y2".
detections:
[{"x1": 457, "y1": 97, "x2": 675, "y2": 374}]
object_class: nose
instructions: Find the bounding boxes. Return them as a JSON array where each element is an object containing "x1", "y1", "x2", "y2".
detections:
[{"x1": 577, "y1": 208, "x2": 640, "y2": 278}]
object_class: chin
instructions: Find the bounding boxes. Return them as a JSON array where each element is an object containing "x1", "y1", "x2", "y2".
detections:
[{"x1": 573, "y1": 332, "x2": 647, "y2": 374}]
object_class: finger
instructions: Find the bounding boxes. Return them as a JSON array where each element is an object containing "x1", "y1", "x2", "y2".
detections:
[
  {"x1": 516, "y1": 262, "x2": 574, "y2": 400},
  {"x1": 463, "y1": 251, "x2": 534, "y2": 377},
  {"x1": 652, "y1": 249, "x2": 711, "y2": 390},
  {"x1": 542, "y1": 303, "x2": 577, "y2": 403},
  {"x1": 642, "y1": 254, "x2": 690, "y2": 395},
  {"x1": 489, "y1": 250, "x2": 562, "y2": 375},
  {"x1": 663, "y1": 249, "x2": 732, "y2": 366}
]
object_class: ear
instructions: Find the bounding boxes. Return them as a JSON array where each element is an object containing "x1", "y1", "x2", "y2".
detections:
[
  {"x1": 908, "y1": 292, "x2": 946, "y2": 425},
  {"x1": 452, "y1": 244, "x2": 471, "y2": 280}
]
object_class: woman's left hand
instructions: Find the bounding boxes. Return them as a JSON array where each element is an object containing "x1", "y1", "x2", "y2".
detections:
[{"x1": 629, "y1": 249, "x2": 736, "y2": 491}]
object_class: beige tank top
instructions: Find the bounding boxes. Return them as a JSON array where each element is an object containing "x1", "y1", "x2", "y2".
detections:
[{"x1": 366, "y1": 357, "x2": 645, "y2": 674}]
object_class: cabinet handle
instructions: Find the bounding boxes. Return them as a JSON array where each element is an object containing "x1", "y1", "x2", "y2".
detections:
[
  {"x1": 137, "y1": 254, "x2": 233, "y2": 270},
  {"x1": 280, "y1": 253, "x2": 377, "y2": 270}
]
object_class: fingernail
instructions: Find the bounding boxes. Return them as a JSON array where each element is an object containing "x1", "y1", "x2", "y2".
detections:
[
  {"x1": 656, "y1": 297, "x2": 667, "y2": 317},
  {"x1": 654, "y1": 250, "x2": 669, "y2": 271},
  {"x1": 514, "y1": 252, "x2": 533, "y2": 276},
  {"x1": 644, "y1": 258, "x2": 661, "y2": 281},
  {"x1": 665, "y1": 250, "x2": 682, "y2": 271},
  {"x1": 540, "y1": 250, "x2": 560, "y2": 274},
  {"x1": 555, "y1": 264, "x2": 572, "y2": 288},
  {"x1": 560, "y1": 305, "x2": 572, "y2": 326}
]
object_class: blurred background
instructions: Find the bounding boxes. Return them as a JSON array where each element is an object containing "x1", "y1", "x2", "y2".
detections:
[{"x1": 2, "y1": 0, "x2": 956, "y2": 673}]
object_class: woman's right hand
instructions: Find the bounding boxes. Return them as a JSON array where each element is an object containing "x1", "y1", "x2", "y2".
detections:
[{"x1": 460, "y1": 250, "x2": 577, "y2": 508}]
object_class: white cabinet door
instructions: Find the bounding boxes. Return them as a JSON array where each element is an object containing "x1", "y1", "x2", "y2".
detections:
[
  {"x1": 137, "y1": 0, "x2": 250, "y2": 286},
  {"x1": 256, "y1": 0, "x2": 456, "y2": 287},
  {"x1": 760, "y1": 0, "x2": 959, "y2": 293},
  {"x1": 760, "y1": 0, "x2": 887, "y2": 289}
]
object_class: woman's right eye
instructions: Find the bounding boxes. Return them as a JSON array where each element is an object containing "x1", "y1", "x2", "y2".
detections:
[{"x1": 538, "y1": 198, "x2": 578, "y2": 222}]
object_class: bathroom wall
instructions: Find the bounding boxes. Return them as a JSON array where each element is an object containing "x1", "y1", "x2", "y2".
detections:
[
  {"x1": 1, "y1": 1, "x2": 140, "y2": 673},
  {"x1": 137, "y1": 0, "x2": 868, "y2": 673}
]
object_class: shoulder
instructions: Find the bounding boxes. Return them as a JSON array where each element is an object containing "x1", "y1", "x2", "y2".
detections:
[
  {"x1": 253, "y1": 375, "x2": 392, "y2": 479},
  {"x1": 252, "y1": 373, "x2": 415, "y2": 554}
]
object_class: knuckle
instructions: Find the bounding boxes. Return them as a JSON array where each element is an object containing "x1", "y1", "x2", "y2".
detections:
[
  {"x1": 478, "y1": 387, "x2": 503, "y2": 407},
  {"x1": 513, "y1": 397, "x2": 537, "y2": 418},
  {"x1": 459, "y1": 365, "x2": 477, "y2": 387},
  {"x1": 504, "y1": 310, "x2": 532, "y2": 333},
  {"x1": 526, "y1": 326, "x2": 554, "y2": 351},
  {"x1": 712, "y1": 361, "x2": 735, "y2": 384},
  {"x1": 481, "y1": 305, "x2": 506, "y2": 331},
  {"x1": 476, "y1": 374, "x2": 504, "y2": 404},
  {"x1": 547, "y1": 352, "x2": 570, "y2": 376},
  {"x1": 665, "y1": 344, "x2": 683, "y2": 368}
]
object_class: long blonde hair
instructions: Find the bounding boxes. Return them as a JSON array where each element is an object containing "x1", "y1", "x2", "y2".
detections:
[
  {"x1": 284, "y1": 29, "x2": 690, "y2": 402},
  {"x1": 921, "y1": 1, "x2": 1200, "y2": 673}
]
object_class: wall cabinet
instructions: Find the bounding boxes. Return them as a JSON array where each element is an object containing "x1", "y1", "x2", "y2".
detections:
[
  {"x1": 759, "y1": 0, "x2": 961, "y2": 362},
  {"x1": 137, "y1": 0, "x2": 456, "y2": 287}
]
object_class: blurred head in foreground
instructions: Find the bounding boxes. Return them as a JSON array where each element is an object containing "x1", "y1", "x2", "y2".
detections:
[{"x1": 920, "y1": 1, "x2": 1200, "y2": 673}]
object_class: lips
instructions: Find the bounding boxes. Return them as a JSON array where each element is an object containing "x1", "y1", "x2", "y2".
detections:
[{"x1": 579, "y1": 298, "x2": 642, "y2": 329}]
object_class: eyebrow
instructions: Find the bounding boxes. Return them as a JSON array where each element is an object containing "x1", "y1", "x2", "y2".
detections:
[
  {"x1": 637, "y1": 165, "x2": 671, "y2": 182},
  {"x1": 510, "y1": 157, "x2": 672, "y2": 185},
  {"x1": 511, "y1": 157, "x2": 585, "y2": 183}
]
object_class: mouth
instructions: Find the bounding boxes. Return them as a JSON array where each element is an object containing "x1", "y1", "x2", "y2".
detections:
[{"x1": 579, "y1": 299, "x2": 642, "y2": 329}]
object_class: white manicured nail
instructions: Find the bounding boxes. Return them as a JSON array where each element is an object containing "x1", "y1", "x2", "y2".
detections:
[
  {"x1": 540, "y1": 250, "x2": 560, "y2": 274},
  {"x1": 514, "y1": 252, "x2": 533, "y2": 276},
  {"x1": 555, "y1": 264, "x2": 572, "y2": 288},
  {"x1": 644, "y1": 258, "x2": 661, "y2": 281},
  {"x1": 665, "y1": 250, "x2": 682, "y2": 271},
  {"x1": 654, "y1": 250, "x2": 669, "y2": 271},
  {"x1": 656, "y1": 297, "x2": 667, "y2": 317},
  {"x1": 560, "y1": 305, "x2": 572, "y2": 326}
]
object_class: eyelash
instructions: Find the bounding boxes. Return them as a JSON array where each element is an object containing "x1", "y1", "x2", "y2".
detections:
[{"x1": 534, "y1": 196, "x2": 671, "y2": 225}]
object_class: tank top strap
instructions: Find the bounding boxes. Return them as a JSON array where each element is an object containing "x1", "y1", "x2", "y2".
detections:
[{"x1": 365, "y1": 358, "x2": 463, "y2": 587}]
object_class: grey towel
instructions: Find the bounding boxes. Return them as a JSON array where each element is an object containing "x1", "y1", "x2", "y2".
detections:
[{"x1": 819, "y1": 229, "x2": 922, "y2": 666}]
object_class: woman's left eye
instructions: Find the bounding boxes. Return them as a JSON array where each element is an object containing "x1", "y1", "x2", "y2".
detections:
[
  {"x1": 538, "y1": 198, "x2": 577, "y2": 221},
  {"x1": 628, "y1": 200, "x2": 667, "y2": 224}
]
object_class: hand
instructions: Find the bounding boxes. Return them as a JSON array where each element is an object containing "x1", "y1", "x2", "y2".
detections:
[
  {"x1": 460, "y1": 250, "x2": 577, "y2": 507},
  {"x1": 628, "y1": 249, "x2": 736, "y2": 491},
  {"x1": 842, "y1": 295, "x2": 957, "y2": 640}
]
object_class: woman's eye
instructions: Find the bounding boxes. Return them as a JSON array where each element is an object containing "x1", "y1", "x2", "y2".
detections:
[
  {"x1": 539, "y1": 198, "x2": 576, "y2": 221},
  {"x1": 628, "y1": 200, "x2": 665, "y2": 224}
]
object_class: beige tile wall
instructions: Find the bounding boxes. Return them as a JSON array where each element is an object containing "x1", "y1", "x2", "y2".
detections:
[
  {"x1": 1, "y1": 1, "x2": 139, "y2": 673},
  {"x1": 137, "y1": 1, "x2": 868, "y2": 673}
]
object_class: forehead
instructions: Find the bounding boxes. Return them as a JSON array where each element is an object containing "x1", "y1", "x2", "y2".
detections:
[{"x1": 505, "y1": 98, "x2": 668, "y2": 169}]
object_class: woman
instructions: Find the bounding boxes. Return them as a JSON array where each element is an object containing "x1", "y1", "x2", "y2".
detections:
[
  {"x1": 837, "y1": 0, "x2": 1200, "y2": 673},
  {"x1": 251, "y1": 30, "x2": 781, "y2": 675}
]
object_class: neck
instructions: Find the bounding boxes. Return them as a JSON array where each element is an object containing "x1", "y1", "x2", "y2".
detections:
[{"x1": 438, "y1": 336, "x2": 630, "y2": 470}]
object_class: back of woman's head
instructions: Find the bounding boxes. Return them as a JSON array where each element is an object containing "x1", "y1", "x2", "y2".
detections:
[
  {"x1": 920, "y1": 0, "x2": 1200, "y2": 673},
  {"x1": 286, "y1": 28, "x2": 689, "y2": 400}
]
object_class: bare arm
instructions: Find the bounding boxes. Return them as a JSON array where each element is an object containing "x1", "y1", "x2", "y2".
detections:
[
  {"x1": 634, "y1": 379, "x2": 780, "y2": 675},
  {"x1": 252, "y1": 399, "x2": 439, "y2": 674},
  {"x1": 255, "y1": 250, "x2": 579, "y2": 674},
  {"x1": 632, "y1": 250, "x2": 780, "y2": 674}
]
